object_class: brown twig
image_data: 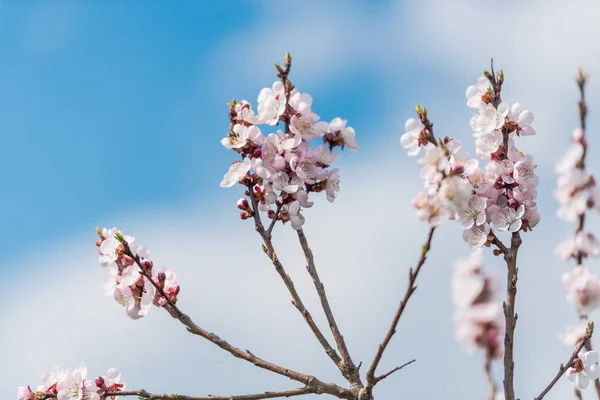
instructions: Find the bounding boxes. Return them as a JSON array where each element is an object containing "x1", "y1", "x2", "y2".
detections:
[
  {"x1": 267, "y1": 202, "x2": 283, "y2": 235},
  {"x1": 534, "y1": 322, "x2": 594, "y2": 400},
  {"x1": 121, "y1": 245, "x2": 351, "y2": 399},
  {"x1": 363, "y1": 227, "x2": 436, "y2": 396},
  {"x1": 296, "y1": 228, "x2": 362, "y2": 387},
  {"x1": 489, "y1": 231, "x2": 508, "y2": 255},
  {"x1": 575, "y1": 68, "x2": 589, "y2": 262},
  {"x1": 42, "y1": 388, "x2": 312, "y2": 400},
  {"x1": 245, "y1": 183, "x2": 346, "y2": 376},
  {"x1": 502, "y1": 231, "x2": 521, "y2": 400},
  {"x1": 373, "y1": 359, "x2": 417, "y2": 385},
  {"x1": 484, "y1": 350, "x2": 497, "y2": 400},
  {"x1": 570, "y1": 69, "x2": 600, "y2": 400}
]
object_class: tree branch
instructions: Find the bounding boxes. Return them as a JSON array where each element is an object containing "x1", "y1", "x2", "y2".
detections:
[
  {"x1": 373, "y1": 359, "x2": 416, "y2": 385},
  {"x1": 42, "y1": 388, "x2": 313, "y2": 400},
  {"x1": 267, "y1": 202, "x2": 283, "y2": 235},
  {"x1": 245, "y1": 184, "x2": 346, "y2": 376},
  {"x1": 122, "y1": 246, "x2": 351, "y2": 399},
  {"x1": 502, "y1": 231, "x2": 521, "y2": 400},
  {"x1": 534, "y1": 323, "x2": 593, "y2": 400},
  {"x1": 364, "y1": 226, "x2": 436, "y2": 395},
  {"x1": 489, "y1": 231, "x2": 508, "y2": 255},
  {"x1": 484, "y1": 350, "x2": 497, "y2": 400},
  {"x1": 296, "y1": 228, "x2": 362, "y2": 387}
]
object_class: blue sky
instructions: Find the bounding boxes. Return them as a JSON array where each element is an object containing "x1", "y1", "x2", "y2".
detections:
[{"x1": 4, "y1": 1, "x2": 600, "y2": 399}]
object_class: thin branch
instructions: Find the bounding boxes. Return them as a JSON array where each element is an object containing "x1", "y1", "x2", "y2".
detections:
[
  {"x1": 534, "y1": 323, "x2": 593, "y2": 400},
  {"x1": 42, "y1": 388, "x2": 312, "y2": 400},
  {"x1": 489, "y1": 231, "x2": 508, "y2": 255},
  {"x1": 296, "y1": 228, "x2": 362, "y2": 387},
  {"x1": 364, "y1": 227, "x2": 436, "y2": 394},
  {"x1": 267, "y1": 202, "x2": 283, "y2": 235},
  {"x1": 484, "y1": 351, "x2": 497, "y2": 400},
  {"x1": 245, "y1": 184, "x2": 346, "y2": 376},
  {"x1": 571, "y1": 70, "x2": 600, "y2": 400},
  {"x1": 502, "y1": 231, "x2": 521, "y2": 400},
  {"x1": 575, "y1": 68, "x2": 590, "y2": 264},
  {"x1": 373, "y1": 359, "x2": 417, "y2": 384},
  {"x1": 121, "y1": 246, "x2": 351, "y2": 399}
]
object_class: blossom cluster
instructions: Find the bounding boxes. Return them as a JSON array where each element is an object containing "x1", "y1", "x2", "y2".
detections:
[
  {"x1": 451, "y1": 255, "x2": 504, "y2": 359},
  {"x1": 219, "y1": 56, "x2": 357, "y2": 230},
  {"x1": 555, "y1": 127, "x2": 600, "y2": 222},
  {"x1": 555, "y1": 126, "x2": 600, "y2": 334},
  {"x1": 401, "y1": 72, "x2": 539, "y2": 254},
  {"x1": 96, "y1": 227, "x2": 180, "y2": 319},
  {"x1": 17, "y1": 363, "x2": 124, "y2": 400},
  {"x1": 567, "y1": 351, "x2": 600, "y2": 390}
]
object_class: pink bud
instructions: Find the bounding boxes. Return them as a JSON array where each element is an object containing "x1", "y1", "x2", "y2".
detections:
[
  {"x1": 237, "y1": 198, "x2": 249, "y2": 210},
  {"x1": 573, "y1": 127, "x2": 585, "y2": 141},
  {"x1": 142, "y1": 259, "x2": 153, "y2": 271},
  {"x1": 240, "y1": 211, "x2": 252, "y2": 220},
  {"x1": 267, "y1": 209, "x2": 275, "y2": 219},
  {"x1": 253, "y1": 148, "x2": 262, "y2": 158},
  {"x1": 157, "y1": 272, "x2": 166, "y2": 282}
]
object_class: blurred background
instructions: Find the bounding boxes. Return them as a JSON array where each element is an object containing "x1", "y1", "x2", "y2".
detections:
[{"x1": 2, "y1": 0, "x2": 600, "y2": 399}]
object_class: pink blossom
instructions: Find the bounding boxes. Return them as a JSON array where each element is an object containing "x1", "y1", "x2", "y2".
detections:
[
  {"x1": 401, "y1": 118, "x2": 425, "y2": 156},
  {"x1": 257, "y1": 81, "x2": 286, "y2": 125},
  {"x1": 563, "y1": 267, "x2": 600, "y2": 314},
  {"x1": 470, "y1": 102, "x2": 508, "y2": 137},
  {"x1": 466, "y1": 76, "x2": 491, "y2": 109}
]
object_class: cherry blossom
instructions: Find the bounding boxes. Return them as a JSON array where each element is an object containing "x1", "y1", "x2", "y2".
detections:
[
  {"x1": 463, "y1": 223, "x2": 490, "y2": 255},
  {"x1": 562, "y1": 267, "x2": 600, "y2": 314},
  {"x1": 466, "y1": 76, "x2": 492, "y2": 109},
  {"x1": 57, "y1": 363, "x2": 99, "y2": 400},
  {"x1": 401, "y1": 118, "x2": 426, "y2": 156},
  {"x1": 507, "y1": 103, "x2": 536, "y2": 136},
  {"x1": 567, "y1": 351, "x2": 600, "y2": 389},
  {"x1": 456, "y1": 195, "x2": 487, "y2": 229},
  {"x1": 96, "y1": 227, "x2": 180, "y2": 319},
  {"x1": 452, "y1": 256, "x2": 504, "y2": 359},
  {"x1": 470, "y1": 102, "x2": 508, "y2": 137},
  {"x1": 19, "y1": 365, "x2": 125, "y2": 400},
  {"x1": 257, "y1": 81, "x2": 286, "y2": 125},
  {"x1": 490, "y1": 205, "x2": 525, "y2": 232},
  {"x1": 556, "y1": 232, "x2": 600, "y2": 261},
  {"x1": 219, "y1": 64, "x2": 358, "y2": 231},
  {"x1": 556, "y1": 142, "x2": 584, "y2": 175},
  {"x1": 559, "y1": 320, "x2": 589, "y2": 346}
]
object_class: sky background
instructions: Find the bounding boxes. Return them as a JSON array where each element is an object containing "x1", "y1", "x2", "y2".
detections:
[{"x1": 3, "y1": 0, "x2": 600, "y2": 399}]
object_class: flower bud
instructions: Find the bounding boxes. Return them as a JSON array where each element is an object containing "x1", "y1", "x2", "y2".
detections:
[
  {"x1": 157, "y1": 272, "x2": 166, "y2": 282},
  {"x1": 95, "y1": 376, "x2": 105, "y2": 387},
  {"x1": 573, "y1": 127, "x2": 585, "y2": 141},
  {"x1": 237, "y1": 198, "x2": 249, "y2": 211},
  {"x1": 240, "y1": 211, "x2": 252, "y2": 220},
  {"x1": 142, "y1": 259, "x2": 153, "y2": 272}
]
